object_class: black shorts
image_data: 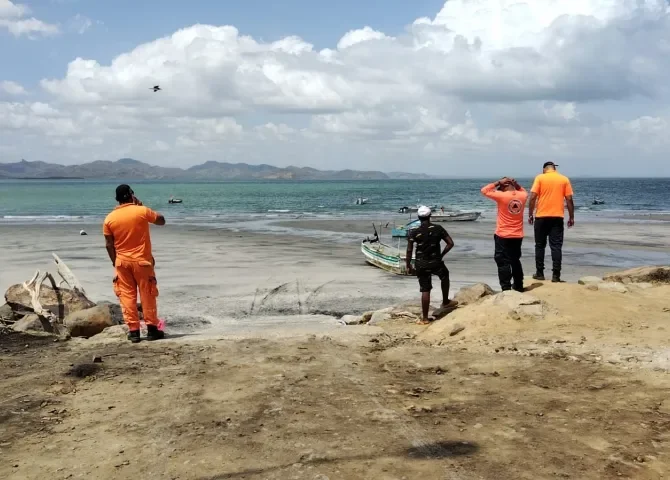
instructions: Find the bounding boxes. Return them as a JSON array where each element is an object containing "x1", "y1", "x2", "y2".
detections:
[{"x1": 416, "y1": 262, "x2": 449, "y2": 293}]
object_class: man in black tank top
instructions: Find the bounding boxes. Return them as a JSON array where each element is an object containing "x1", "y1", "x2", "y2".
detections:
[{"x1": 406, "y1": 206, "x2": 457, "y2": 324}]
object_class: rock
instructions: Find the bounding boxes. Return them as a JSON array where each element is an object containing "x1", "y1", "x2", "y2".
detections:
[
  {"x1": 5, "y1": 284, "x2": 95, "y2": 321},
  {"x1": 12, "y1": 314, "x2": 53, "y2": 333},
  {"x1": 449, "y1": 323, "x2": 465, "y2": 336},
  {"x1": 454, "y1": 283, "x2": 495, "y2": 306},
  {"x1": 341, "y1": 315, "x2": 364, "y2": 325},
  {"x1": 390, "y1": 302, "x2": 423, "y2": 318},
  {"x1": 596, "y1": 282, "x2": 628, "y2": 294},
  {"x1": 483, "y1": 291, "x2": 547, "y2": 319},
  {"x1": 64, "y1": 304, "x2": 123, "y2": 338},
  {"x1": 92, "y1": 355, "x2": 103, "y2": 363},
  {"x1": 90, "y1": 324, "x2": 129, "y2": 342},
  {"x1": 578, "y1": 276, "x2": 603, "y2": 286},
  {"x1": 368, "y1": 308, "x2": 393, "y2": 326},
  {"x1": 586, "y1": 284, "x2": 599, "y2": 291},
  {"x1": 361, "y1": 311, "x2": 374, "y2": 323},
  {"x1": 603, "y1": 266, "x2": 670, "y2": 284},
  {"x1": 0, "y1": 303, "x2": 16, "y2": 323}
]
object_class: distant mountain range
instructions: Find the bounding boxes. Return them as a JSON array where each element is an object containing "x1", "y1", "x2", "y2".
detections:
[{"x1": 0, "y1": 159, "x2": 432, "y2": 181}]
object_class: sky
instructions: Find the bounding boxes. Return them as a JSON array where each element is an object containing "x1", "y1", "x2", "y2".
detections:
[{"x1": 1, "y1": 0, "x2": 670, "y2": 177}]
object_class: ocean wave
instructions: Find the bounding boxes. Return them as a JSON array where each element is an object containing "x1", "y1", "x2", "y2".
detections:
[
  {"x1": 267, "y1": 209, "x2": 291, "y2": 213},
  {"x1": 1, "y1": 215, "x2": 89, "y2": 221}
]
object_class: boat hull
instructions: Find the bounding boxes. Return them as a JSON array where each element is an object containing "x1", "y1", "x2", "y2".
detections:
[
  {"x1": 361, "y1": 242, "x2": 414, "y2": 276},
  {"x1": 431, "y1": 212, "x2": 481, "y2": 222}
]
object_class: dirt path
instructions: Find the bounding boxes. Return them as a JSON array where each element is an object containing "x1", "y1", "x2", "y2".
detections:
[{"x1": 1, "y1": 330, "x2": 668, "y2": 480}]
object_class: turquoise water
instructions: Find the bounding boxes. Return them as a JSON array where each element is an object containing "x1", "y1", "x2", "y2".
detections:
[{"x1": 1, "y1": 178, "x2": 669, "y2": 224}]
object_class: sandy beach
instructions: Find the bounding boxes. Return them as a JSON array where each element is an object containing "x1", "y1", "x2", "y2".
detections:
[{"x1": 2, "y1": 218, "x2": 669, "y2": 335}]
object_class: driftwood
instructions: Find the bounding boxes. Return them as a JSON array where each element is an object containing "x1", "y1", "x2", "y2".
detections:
[
  {"x1": 53, "y1": 253, "x2": 87, "y2": 296},
  {"x1": 20, "y1": 254, "x2": 93, "y2": 329},
  {"x1": 22, "y1": 270, "x2": 58, "y2": 323}
]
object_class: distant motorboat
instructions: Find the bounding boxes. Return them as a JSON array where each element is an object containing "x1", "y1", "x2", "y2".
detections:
[
  {"x1": 355, "y1": 198, "x2": 369, "y2": 205},
  {"x1": 592, "y1": 196, "x2": 605, "y2": 206},
  {"x1": 168, "y1": 197, "x2": 183, "y2": 204},
  {"x1": 398, "y1": 204, "x2": 439, "y2": 214}
]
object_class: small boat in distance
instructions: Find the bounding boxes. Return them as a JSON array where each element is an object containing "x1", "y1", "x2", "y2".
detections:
[
  {"x1": 168, "y1": 196, "x2": 183, "y2": 204},
  {"x1": 592, "y1": 196, "x2": 605, "y2": 205},
  {"x1": 431, "y1": 211, "x2": 481, "y2": 222},
  {"x1": 355, "y1": 198, "x2": 369, "y2": 205}
]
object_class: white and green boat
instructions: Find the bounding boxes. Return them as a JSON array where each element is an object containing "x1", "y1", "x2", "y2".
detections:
[{"x1": 361, "y1": 233, "x2": 415, "y2": 276}]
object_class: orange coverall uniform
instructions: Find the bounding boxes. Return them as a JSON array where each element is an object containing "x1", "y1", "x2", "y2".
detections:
[{"x1": 103, "y1": 204, "x2": 161, "y2": 331}]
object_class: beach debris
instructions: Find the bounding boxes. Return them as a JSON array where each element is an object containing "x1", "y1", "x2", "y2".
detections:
[
  {"x1": 92, "y1": 355, "x2": 103, "y2": 363},
  {"x1": 449, "y1": 323, "x2": 465, "y2": 336},
  {"x1": 454, "y1": 283, "x2": 495, "y2": 306},
  {"x1": 603, "y1": 265, "x2": 670, "y2": 284},
  {"x1": 578, "y1": 276, "x2": 603, "y2": 286},
  {"x1": 2, "y1": 254, "x2": 103, "y2": 338},
  {"x1": 79, "y1": 229, "x2": 87, "y2": 236}
]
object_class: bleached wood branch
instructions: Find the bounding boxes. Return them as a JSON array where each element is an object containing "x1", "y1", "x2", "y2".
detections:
[
  {"x1": 52, "y1": 253, "x2": 86, "y2": 296},
  {"x1": 22, "y1": 270, "x2": 57, "y2": 323}
]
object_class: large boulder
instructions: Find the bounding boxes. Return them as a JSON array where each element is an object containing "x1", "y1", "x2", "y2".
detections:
[
  {"x1": 12, "y1": 314, "x2": 52, "y2": 333},
  {"x1": 603, "y1": 266, "x2": 670, "y2": 284},
  {"x1": 481, "y1": 291, "x2": 548, "y2": 320},
  {"x1": 5, "y1": 284, "x2": 95, "y2": 321},
  {"x1": 368, "y1": 307, "x2": 393, "y2": 326},
  {"x1": 64, "y1": 304, "x2": 123, "y2": 338},
  {"x1": 454, "y1": 283, "x2": 495, "y2": 306}
]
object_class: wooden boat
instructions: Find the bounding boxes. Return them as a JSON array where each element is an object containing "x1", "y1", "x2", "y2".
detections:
[
  {"x1": 431, "y1": 211, "x2": 481, "y2": 222},
  {"x1": 361, "y1": 231, "x2": 415, "y2": 275}
]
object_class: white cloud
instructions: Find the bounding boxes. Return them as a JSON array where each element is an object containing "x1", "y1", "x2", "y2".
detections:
[
  {"x1": 2, "y1": 0, "x2": 670, "y2": 175},
  {"x1": 0, "y1": 0, "x2": 59, "y2": 37},
  {"x1": 67, "y1": 13, "x2": 92, "y2": 34},
  {"x1": 0, "y1": 80, "x2": 26, "y2": 95}
]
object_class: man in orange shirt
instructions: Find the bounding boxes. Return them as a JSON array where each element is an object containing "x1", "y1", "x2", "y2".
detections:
[
  {"x1": 103, "y1": 185, "x2": 166, "y2": 343},
  {"x1": 528, "y1": 162, "x2": 574, "y2": 283},
  {"x1": 481, "y1": 177, "x2": 528, "y2": 292}
]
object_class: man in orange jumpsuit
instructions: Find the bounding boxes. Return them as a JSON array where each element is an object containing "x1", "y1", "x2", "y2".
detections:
[{"x1": 103, "y1": 185, "x2": 166, "y2": 343}]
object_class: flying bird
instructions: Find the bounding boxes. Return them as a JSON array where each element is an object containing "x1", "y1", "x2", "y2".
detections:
[{"x1": 150, "y1": 85, "x2": 161, "y2": 92}]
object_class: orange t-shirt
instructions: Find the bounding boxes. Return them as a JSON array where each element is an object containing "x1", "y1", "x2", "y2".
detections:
[
  {"x1": 103, "y1": 204, "x2": 159, "y2": 263},
  {"x1": 530, "y1": 171, "x2": 574, "y2": 218},
  {"x1": 481, "y1": 183, "x2": 528, "y2": 238}
]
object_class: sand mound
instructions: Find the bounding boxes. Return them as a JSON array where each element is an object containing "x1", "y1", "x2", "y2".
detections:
[{"x1": 419, "y1": 291, "x2": 557, "y2": 345}]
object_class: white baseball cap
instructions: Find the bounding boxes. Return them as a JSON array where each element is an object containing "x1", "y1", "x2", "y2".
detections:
[{"x1": 417, "y1": 206, "x2": 432, "y2": 218}]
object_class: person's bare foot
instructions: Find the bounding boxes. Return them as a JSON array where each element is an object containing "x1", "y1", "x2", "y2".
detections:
[{"x1": 416, "y1": 317, "x2": 433, "y2": 325}]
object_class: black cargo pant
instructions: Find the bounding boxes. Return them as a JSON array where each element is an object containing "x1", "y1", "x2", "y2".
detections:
[
  {"x1": 494, "y1": 235, "x2": 524, "y2": 291},
  {"x1": 534, "y1": 217, "x2": 564, "y2": 276}
]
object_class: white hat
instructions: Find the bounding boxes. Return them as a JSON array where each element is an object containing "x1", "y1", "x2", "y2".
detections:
[{"x1": 417, "y1": 206, "x2": 432, "y2": 218}]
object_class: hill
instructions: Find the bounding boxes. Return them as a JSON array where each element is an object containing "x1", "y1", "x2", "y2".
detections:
[{"x1": 0, "y1": 159, "x2": 430, "y2": 181}]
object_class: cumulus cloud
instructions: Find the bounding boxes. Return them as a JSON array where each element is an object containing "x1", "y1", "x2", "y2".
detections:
[
  {"x1": 2, "y1": 0, "x2": 670, "y2": 175},
  {"x1": 0, "y1": 0, "x2": 59, "y2": 37},
  {"x1": 0, "y1": 80, "x2": 27, "y2": 95}
]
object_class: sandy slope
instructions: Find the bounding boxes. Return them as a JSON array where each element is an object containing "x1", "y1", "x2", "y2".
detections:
[{"x1": 1, "y1": 280, "x2": 669, "y2": 480}]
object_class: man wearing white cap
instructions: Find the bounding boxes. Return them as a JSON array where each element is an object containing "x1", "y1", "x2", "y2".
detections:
[{"x1": 406, "y1": 206, "x2": 457, "y2": 324}]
